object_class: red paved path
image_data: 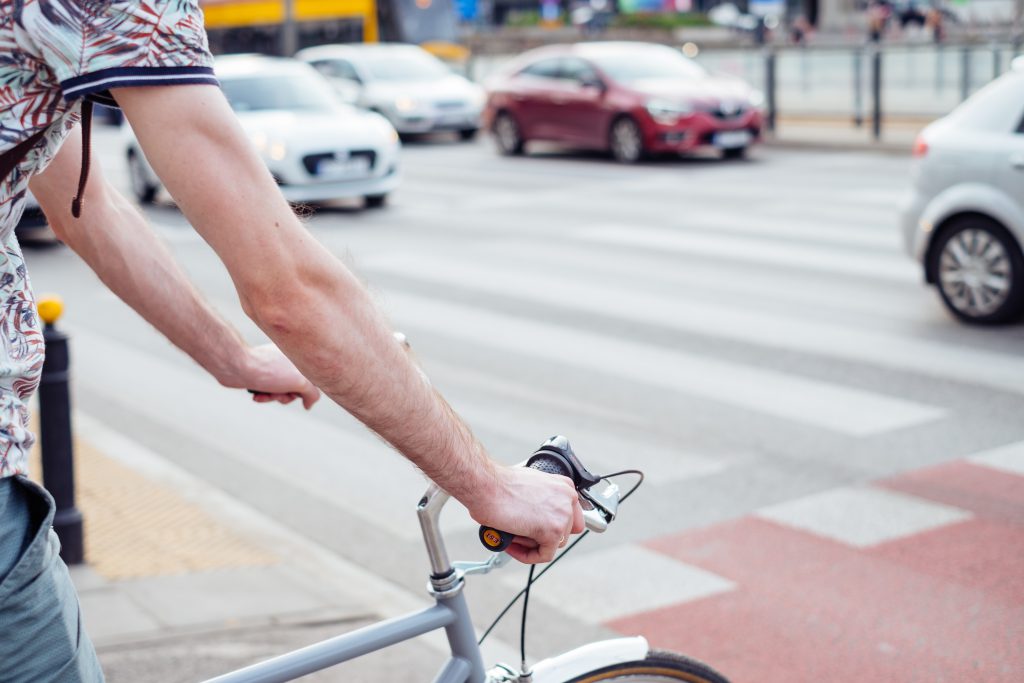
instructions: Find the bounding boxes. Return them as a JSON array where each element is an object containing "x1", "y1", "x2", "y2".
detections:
[{"x1": 609, "y1": 461, "x2": 1024, "y2": 683}]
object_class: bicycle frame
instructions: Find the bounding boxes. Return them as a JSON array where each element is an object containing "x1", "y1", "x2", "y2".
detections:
[
  {"x1": 203, "y1": 479, "x2": 649, "y2": 683},
  {"x1": 203, "y1": 483, "x2": 484, "y2": 683}
]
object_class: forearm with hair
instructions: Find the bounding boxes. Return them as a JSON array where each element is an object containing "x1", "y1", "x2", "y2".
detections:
[
  {"x1": 29, "y1": 133, "x2": 250, "y2": 385},
  {"x1": 112, "y1": 85, "x2": 502, "y2": 506}
]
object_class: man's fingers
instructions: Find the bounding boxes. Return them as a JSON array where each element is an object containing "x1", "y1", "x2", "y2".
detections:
[
  {"x1": 249, "y1": 389, "x2": 320, "y2": 409},
  {"x1": 571, "y1": 497, "x2": 585, "y2": 534},
  {"x1": 300, "y1": 384, "x2": 321, "y2": 409}
]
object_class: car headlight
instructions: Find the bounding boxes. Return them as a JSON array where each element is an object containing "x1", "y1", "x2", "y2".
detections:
[
  {"x1": 645, "y1": 99, "x2": 693, "y2": 124},
  {"x1": 249, "y1": 133, "x2": 287, "y2": 161},
  {"x1": 268, "y1": 141, "x2": 287, "y2": 161},
  {"x1": 748, "y1": 89, "x2": 766, "y2": 109},
  {"x1": 394, "y1": 96, "x2": 419, "y2": 113}
]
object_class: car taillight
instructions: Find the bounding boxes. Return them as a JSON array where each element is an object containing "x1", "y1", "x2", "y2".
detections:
[{"x1": 912, "y1": 135, "x2": 928, "y2": 158}]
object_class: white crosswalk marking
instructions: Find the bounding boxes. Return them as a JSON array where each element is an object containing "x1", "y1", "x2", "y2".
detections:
[
  {"x1": 755, "y1": 487, "x2": 973, "y2": 547},
  {"x1": 383, "y1": 292, "x2": 945, "y2": 436},
  {"x1": 969, "y1": 441, "x2": 1024, "y2": 477},
  {"x1": 578, "y1": 224, "x2": 918, "y2": 282},
  {"x1": 365, "y1": 254, "x2": 1024, "y2": 395},
  {"x1": 509, "y1": 544, "x2": 736, "y2": 623}
]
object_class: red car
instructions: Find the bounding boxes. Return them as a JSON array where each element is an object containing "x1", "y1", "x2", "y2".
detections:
[{"x1": 483, "y1": 42, "x2": 765, "y2": 162}]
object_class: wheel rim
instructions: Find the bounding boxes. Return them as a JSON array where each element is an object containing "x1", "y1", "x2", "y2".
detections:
[
  {"x1": 128, "y1": 153, "x2": 151, "y2": 199},
  {"x1": 495, "y1": 115, "x2": 519, "y2": 152},
  {"x1": 611, "y1": 120, "x2": 641, "y2": 162},
  {"x1": 938, "y1": 227, "x2": 1013, "y2": 317}
]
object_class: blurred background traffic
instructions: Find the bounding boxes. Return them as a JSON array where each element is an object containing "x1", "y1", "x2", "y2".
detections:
[{"x1": 22, "y1": 1, "x2": 1024, "y2": 680}]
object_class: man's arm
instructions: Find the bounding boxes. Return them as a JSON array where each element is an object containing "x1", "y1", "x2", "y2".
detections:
[
  {"x1": 28, "y1": 124, "x2": 319, "y2": 408},
  {"x1": 113, "y1": 85, "x2": 582, "y2": 563}
]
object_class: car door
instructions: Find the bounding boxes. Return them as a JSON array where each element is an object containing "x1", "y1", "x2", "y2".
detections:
[
  {"x1": 511, "y1": 58, "x2": 564, "y2": 140},
  {"x1": 554, "y1": 58, "x2": 612, "y2": 148},
  {"x1": 998, "y1": 101, "x2": 1024, "y2": 222}
]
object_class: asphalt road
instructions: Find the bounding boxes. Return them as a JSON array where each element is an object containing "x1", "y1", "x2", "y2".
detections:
[{"x1": 23, "y1": 127, "x2": 1024, "y2": 677}]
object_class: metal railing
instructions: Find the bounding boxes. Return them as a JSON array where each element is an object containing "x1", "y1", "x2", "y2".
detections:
[{"x1": 695, "y1": 41, "x2": 1023, "y2": 138}]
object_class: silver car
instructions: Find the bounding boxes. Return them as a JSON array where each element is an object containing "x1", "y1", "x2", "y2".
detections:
[
  {"x1": 901, "y1": 58, "x2": 1024, "y2": 325},
  {"x1": 297, "y1": 44, "x2": 485, "y2": 140}
]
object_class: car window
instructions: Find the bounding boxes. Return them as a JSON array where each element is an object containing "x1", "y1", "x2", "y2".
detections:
[
  {"x1": 220, "y1": 71, "x2": 338, "y2": 112},
  {"x1": 560, "y1": 58, "x2": 601, "y2": 85},
  {"x1": 357, "y1": 49, "x2": 450, "y2": 82},
  {"x1": 948, "y1": 72, "x2": 1024, "y2": 133},
  {"x1": 519, "y1": 59, "x2": 561, "y2": 79},
  {"x1": 584, "y1": 45, "x2": 706, "y2": 84},
  {"x1": 311, "y1": 59, "x2": 361, "y2": 82}
]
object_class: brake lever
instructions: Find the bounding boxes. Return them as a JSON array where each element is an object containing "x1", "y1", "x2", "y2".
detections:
[{"x1": 580, "y1": 480, "x2": 619, "y2": 533}]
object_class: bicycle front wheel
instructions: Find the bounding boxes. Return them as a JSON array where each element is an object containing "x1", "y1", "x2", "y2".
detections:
[{"x1": 564, "y1": 649, "x2": 730, "y2": 683}]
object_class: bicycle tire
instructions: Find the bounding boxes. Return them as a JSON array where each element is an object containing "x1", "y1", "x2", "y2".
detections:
[{"x1": 562, "y1": 649, "x2": 730, "y2": 683}]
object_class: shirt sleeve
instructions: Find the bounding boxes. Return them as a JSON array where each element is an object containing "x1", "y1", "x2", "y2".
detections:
[{"x1": 24, "y1": 0, "x2": 219, "y2": 107}]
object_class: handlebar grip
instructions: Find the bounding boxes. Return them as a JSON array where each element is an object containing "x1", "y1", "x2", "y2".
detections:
[{"x1": 478, "y1": 453, "x2": 572, "y2": 553}]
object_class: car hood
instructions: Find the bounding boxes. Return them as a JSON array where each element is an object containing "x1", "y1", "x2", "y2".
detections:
[
  {"x1": 364, "y1": 76, "x2": 482, "y2": 103},
  {"x1": 237, "y1": 108, "x2": 394, "y2": 146},
  {"x1": 626, "y1": 77, "x2": 754, "y2": 107}
]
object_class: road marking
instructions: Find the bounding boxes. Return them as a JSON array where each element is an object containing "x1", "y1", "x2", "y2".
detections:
[
  {"x1": 969, "y1": 440, "x2": 1024, "y2": 477},
  {"x1": 578, "y1": 224, "x2": 918, "y2": 282},
  {"x1": 384, "y1": 292, "x2": 945, "y2": 436},
  {"x1": 512, "y1": 544, "x2": 735, "y2": 623},
  {"x1": 755, "y1": 486, "x2": 973, "y2": 547},
  {"x1": 366, "y1": 255, "x2": 1024, "y2": 396}
]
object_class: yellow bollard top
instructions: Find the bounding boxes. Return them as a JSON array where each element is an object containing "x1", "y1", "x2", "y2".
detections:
[{"x1": 37, "y1": 296, "x2": 64, "y2": 325}]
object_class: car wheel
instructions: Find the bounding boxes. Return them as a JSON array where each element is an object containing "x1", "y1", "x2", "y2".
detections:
[
  {"x1": 458, "y1": 128, "x2": 479, "y2": 142},
  {"x1": 493, "y1": 112, "x2": 524, "y2": 156},
  {"x1": 365, "y1": 194, "x2": 388, "y2": 209},
  {"x1": 127, "y1": 151, "x2": 158, "y2": 204},
  {"x1": 930, "y1": 216, "x2": 1024, "y2": 325},
  {"x1": 609, "y1": 116, "x2": 644, "y2": 164},
  {"x1": 722, "y1": 146, "x2": 748, "y2": 160}
]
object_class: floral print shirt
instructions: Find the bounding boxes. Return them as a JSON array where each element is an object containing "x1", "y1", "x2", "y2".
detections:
[{"x1": 0, "y1": 1, "x2": 217, "y2": 477}]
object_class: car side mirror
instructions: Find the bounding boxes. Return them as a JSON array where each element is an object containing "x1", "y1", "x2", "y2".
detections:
[{"x1": 580, "y1": 76, "x2": 606, "y2": 91}]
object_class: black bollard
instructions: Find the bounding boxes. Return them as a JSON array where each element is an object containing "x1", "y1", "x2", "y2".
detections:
[
  {"x1": 38, "y1": 297, "x2": 84, "y2": 565},
  {"x1": 764, "y1": 48, "x2": 777, "y2": 134}
]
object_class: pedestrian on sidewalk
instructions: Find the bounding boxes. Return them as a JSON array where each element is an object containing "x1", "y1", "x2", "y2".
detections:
[{"x1": 0, "y1": 2, "x2": 584, "y2": 682}]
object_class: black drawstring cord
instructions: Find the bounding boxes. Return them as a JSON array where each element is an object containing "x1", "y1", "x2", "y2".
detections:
[{"x1": 71, "y1": 99, "x2": 93, "y2": 218}]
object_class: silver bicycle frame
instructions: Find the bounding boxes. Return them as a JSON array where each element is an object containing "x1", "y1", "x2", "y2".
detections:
[{"x1": 202, "y1": 483, "x2": 486, "y2": 683}]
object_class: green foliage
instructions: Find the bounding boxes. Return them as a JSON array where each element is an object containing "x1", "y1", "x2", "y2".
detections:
[
  {"x1": 611, "y1": 12, "x2": 712, "y2": 30},
  {"x1": 505, "y1": 10, "x2": 545, "y2": 27}
]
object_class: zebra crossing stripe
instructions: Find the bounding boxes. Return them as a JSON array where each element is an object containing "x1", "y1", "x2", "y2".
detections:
[
  {"x1": 384, "y1": 292, "x2": 945, "y2": 436},
  {"x1": 366, "y1": 256, "x2": 1024, "y2": 396},
  {"x1": 577, "y1": 224, "x2": 917, "y2": 282},
  {"x1": 754, "y1": 486, "x2": 973, "y2": 547},
  {"x1": 969, "y1": 440, "x2": 1024, "y2": 477}
]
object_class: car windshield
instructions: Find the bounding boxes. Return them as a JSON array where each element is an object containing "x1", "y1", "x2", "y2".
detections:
[
  {"x1": 586, "y1": 47, "x2": 707, "y2": 84},
  {"x1": 358, "y1": 50, "x2": 450, "y2": 81},
  {"x1": 220, "y1": 71, "x2": 338, "y2": 112}
]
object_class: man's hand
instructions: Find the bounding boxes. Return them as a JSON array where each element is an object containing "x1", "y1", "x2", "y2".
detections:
[
  {"x1": 222, "y1": 344, "x2": 320, "y2": 410},
  {"x1": 468, "y1": 466, "x2": 585, "y2": 564}
]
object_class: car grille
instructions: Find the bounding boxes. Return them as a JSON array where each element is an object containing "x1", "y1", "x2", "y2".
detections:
[
  {"x1": 302, "y1": 150, "x2": 377, "y2": 176},
  {"x1": 706, "y1": 105, "x2": 748, "y2": 120},
  {"x1": 434, "y1": 100, "x2": 466, "y2": 110}
]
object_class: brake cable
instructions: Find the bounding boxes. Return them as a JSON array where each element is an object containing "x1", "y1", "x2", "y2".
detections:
[{"x1": 478, "y1": 469, "x2": 645, "y2": 649}]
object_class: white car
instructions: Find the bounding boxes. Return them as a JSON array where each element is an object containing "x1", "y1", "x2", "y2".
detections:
[
  {"x1": 297, "y1": 44, "x2": 485, "y2": 140},
  {"x1": 125, "y1": 55, "x2": 401, "y2": 208},
  {"x1": 901, "y1": 57, "x2": 1024, "y2": 325}
]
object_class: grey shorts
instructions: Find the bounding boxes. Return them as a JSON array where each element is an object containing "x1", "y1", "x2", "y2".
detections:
[{"x1": 0, "y1": 476, "x2": 104, "y2": 683}]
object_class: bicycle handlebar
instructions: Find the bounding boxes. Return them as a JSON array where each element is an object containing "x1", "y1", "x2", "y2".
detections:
[{"x1": 478, "y1": 436, "x2": 618, "y2": 553}]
